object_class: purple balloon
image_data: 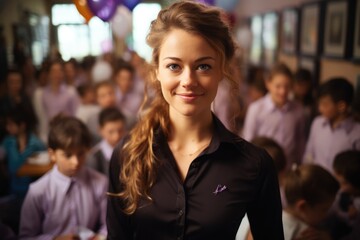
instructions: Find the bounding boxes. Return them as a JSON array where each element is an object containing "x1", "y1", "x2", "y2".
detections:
[
  {"x1": 196, "y1": 0, "x2": 215, "y2": 5},
  {"x1": 123, "y1": 0, "x2": 140, "y2": 11},
  {"x1": 87, "y1": 0, "x2": 118, "y2": 21}
]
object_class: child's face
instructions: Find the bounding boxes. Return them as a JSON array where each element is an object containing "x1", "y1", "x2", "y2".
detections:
[
  {"x1": 294, "y1": 81, "x2": 311, "y2": 98},
  {"x1": 7, "y1": 73, "x2": 22, "y2": 95},
  {"x1": 115, "y1": 69, "x2": 133, "y2": 94},
  {"x1": 49, "y1": 63, "x2": 64, "y2": 85},
  {"x1": 318, "y1": 95, "x2": 343, "y2": 121},
  {"x1": 96, "y1": 85, "x2": 116, "y2": 108},
  {"x1": 100, "y1": 120, "x2": 125, "y2": 147},
  {"x1": 334, "y1": 172, "x2": 360, "y2": 196},
  {"x1": 6, "y1": 119, "x2": 24, "y2": 136},
  {"x1": 49, "y1": 148, "x2": 88, "y2": 177},
  {"x1": 266, "y1": 74, "x2": 292, "y2": 107},
  {"x1": 301, "y1": 199, "x2": 334, "y2": 226},
  {"x1": 83, "y1": 89, "x2": 96, "y2": 104}
]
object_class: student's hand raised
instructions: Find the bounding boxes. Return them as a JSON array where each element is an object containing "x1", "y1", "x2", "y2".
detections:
[
  {"x1": 295, "y1": 228, "x2": 332, "y2": 240},
  {"x1": 53, "y1": 234, "x2": 80, "y2": 240}
]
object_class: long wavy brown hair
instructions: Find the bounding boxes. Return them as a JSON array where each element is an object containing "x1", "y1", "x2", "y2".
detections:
[{"x1": 118, "y1": 0, "x2": 237, "y2": 215}]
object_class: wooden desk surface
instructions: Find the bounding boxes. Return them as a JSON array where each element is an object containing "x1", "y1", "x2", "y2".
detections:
[{"x1": 17, "y1": 163, "x2": 54, "y2": 177}]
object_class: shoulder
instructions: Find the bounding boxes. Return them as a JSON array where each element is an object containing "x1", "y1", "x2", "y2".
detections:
[
  {"x1": 311, "y1": 115, "x2": 326, "y2": 127},
  {"x1": 27, "y1": 171, "x2": 52, "y2": 197},
  {"x1": 223, "y1": 132, "x2": 274, "y2": 176},
  {"x1": 85, "y1": 167, "x2": 108, "y2": 184},
  {"x1": 248, "y1": 96, "x2": 266, "y2": 110}
]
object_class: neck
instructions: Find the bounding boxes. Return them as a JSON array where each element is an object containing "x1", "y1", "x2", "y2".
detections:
[
  {"x1": 50, "y1": 82, "x2": 60, "y2": 92},
  {"x1": 168, "y1": 110, "x2": 213, "y2": 147}
]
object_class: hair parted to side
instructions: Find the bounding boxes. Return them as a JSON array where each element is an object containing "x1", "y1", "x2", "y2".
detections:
[
  {"x1": 48, "y1": 115, "x2": 92, "y2": 152},
  {"x1": 116, "y1": 0, "x2": 237, "y2": 215},
  {"x1": 284, "y1": 164, "x2": 339, "y2": 207}
]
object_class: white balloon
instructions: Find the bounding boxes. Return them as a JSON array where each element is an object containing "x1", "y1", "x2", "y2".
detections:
[
  {"x1": 91, "y1": 60, "x2": 113, "y2": 83},
  {"x1": 111, "y1": 5, "x2": 132, "y2": 39}
]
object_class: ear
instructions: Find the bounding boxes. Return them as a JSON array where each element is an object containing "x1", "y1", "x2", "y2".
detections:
[
  {"x1": 295, "y1": 199, "x2": 307, "y2": 212},
  {"x1": 336, "y1": 100, "x2": 347, "y2": 114},
  {"x1": 48, "y1": 148, "x2": 56, "y2": 163}
]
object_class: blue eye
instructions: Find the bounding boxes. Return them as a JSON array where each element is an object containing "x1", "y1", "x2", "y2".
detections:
[
  {"x1": 197, "y1": 64, "x2": 211, "y2": 71},
  {"x1": 167, "y1": 64, "x2": 181, "y2": 71}
]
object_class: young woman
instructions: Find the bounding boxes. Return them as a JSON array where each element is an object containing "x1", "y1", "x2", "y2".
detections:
[{"x1": 107, "y1": 1, "x2": 284, "y2": 239}]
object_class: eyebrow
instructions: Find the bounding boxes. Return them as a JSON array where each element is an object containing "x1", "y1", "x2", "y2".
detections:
[{"x1": 162, "y1": 56, "x2": 216, "y2": 62}]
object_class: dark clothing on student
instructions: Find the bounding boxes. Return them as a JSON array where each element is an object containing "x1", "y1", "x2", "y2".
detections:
[
  {"x1": 107, "y1": 116, "x2": 284, "y2": 240},
  {"x1": 87, "y1": 148, "x2": 110, "y2": 176}
]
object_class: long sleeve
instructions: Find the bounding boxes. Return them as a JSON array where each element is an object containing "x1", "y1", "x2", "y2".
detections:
[
  {"x1": 247, "y1": 149, "x2": 284, "y2": 240},
  {"x1": 106, "y1": 143, "x2": 133, "y2": 240},
  {"x1": 303, "y1": 119, "x2": 316, "y2": 164},
  {"x1": 96, "y1": 175, "x2": 109, "y2": 237},
  {"x1": 19, "y1": 185, "x2": 52, "y2": 240},
  {"x1": 242, "y1": 103, "x2": 258, "y2": 141}
]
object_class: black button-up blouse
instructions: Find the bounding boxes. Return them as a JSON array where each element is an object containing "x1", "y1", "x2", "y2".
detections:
[{"x1": 107, "y1": 116, "x2": 284, "y2": 240}]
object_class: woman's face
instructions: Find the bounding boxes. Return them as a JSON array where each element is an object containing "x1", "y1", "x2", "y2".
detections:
[{"x1": 156, "y1": 29, "x2": 223, "y2": 119}]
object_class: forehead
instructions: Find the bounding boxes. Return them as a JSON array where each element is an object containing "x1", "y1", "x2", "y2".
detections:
[
  {"x1": 158, "y1": 29, "x2": 217, "y2": 61},
  {"x1": 319, "y1": 95, "x2": 335, "y2": 103}
]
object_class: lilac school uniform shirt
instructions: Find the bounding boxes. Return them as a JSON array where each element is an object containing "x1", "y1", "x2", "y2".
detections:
[
  {"x1": 42, "y1": 84, "x2": 79, "y2": 120},
  {"x1": 19, "y1": 165, "x2": 108, "y2": 240},
  {"x1": 243, "y1": 94, "x2": 306, "y2": 166},
  {"x1": 303, "y1": 116, "x2": 360, "y2": 173}
]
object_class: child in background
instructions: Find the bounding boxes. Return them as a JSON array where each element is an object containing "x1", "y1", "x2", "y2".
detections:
[
  {"x1": 0, "y1": 106, "x2": 45, "y2": 197},
  {"x1": 87, "y1": 107, "x2": 126, "y2": 176},
  {"x1": 243, "y1": 63, "x2": 306, "y2": 167},
  {"x1": 332, "y1": 150, "x2": 360, "y2": 240},
  {"x1": 75, "y1": 84, "x2": 100, "y2": 141},
  {"x1": 95, "y1": 80, "x2": 117, "y2": 109},
  {"x1": 19, "y1": 116, "x2": 108, "y2": 240},
  {"x1": 283, "y1": 164, "x2": 339, "y2": 240},
  {"x1": 113, "y1": 63, "x2": 143, "y2": 127},
  {"x1": 303, "y1": 78, "x2": 360, "y2": 173},
  {"x1": 41, "y1": 60, "x2": 80, "y2": 121},
  {"x1": 293, "y1": 68, "x2": 316, "y2": 138}
]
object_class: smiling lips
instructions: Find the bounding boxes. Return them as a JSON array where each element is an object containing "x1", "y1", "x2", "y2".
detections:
[{"x1": 176, "y1": 92, "x2": 204, "y2": 101}]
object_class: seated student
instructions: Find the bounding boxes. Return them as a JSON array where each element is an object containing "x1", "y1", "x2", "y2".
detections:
[
  {"x1": 283, "y1": 164, "x2": 339, "y2": 240},
  {"x1": 303, "y1": 78, "x2": 360, "y2": 173},
  {"x1": 19, "y1": 116, "x2": 108, "y2": 240},
  {"x1": 243, "y1": 63, "x2": 306, "y2": 167},
  {"x1": 332, "y1": 150, "x2": 360, "y2": 240},
  {"x1": 87, "y1": 107, "x2": 126, "y2": 176},
  {"x1": 0, "y1": 106, "x2": 45, "y2": 197}
]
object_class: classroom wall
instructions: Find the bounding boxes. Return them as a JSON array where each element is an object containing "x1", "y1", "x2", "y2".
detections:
[
  {"x1": 235, "y1": 0, "x2": 360, "y2": 86},
  {"x1": 0, "y1": 0, "x2": 47, "y2": 63}
]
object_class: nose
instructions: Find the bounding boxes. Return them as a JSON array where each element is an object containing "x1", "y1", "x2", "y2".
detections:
[
  {"x1": 69, "y1": 155, "x2": 80, "y2": 168},
  {"x1": 181, "y1": 68, "x2": 198, "y2": 88}
]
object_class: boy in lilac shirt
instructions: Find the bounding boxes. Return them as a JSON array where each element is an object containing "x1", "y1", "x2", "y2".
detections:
[
  {"x1": 242, "y1": 63, "x2": 306, "y2": 167},
  {"x1": 19, "y1": 116, "x2": 108, "y2": 240},
  {"x1": 303, "y1": 78, "x2": 360, "y2": 173}
]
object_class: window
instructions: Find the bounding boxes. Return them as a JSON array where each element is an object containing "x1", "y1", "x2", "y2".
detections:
[
  {"x1": 52, "y1": 4, "x2": 112, "y2": 60},
  {"x1": 132, "y1": 3, "x2": 161, "y2": 62}
]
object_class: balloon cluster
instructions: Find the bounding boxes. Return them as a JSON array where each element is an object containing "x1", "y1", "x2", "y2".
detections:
[{"x1": 73, "y1": 0, "x2": 139, "y2": 38}]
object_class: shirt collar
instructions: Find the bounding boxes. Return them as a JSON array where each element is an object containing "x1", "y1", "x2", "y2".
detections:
[
  {"x1": 51, "y1": 164, "x2": 87, "y2": 194},
  {"x1": 263, "y1": 93, "x2": 292, "y2": 112},
  {"x1": 153, "y1": 113, "x2": 240, "y2": 156},
  {"x1": 99, "y1": 139, "x2": 114, "y2": 161},
  {"x1": 321, "y1": 117, "x2": 355, "y2": 133}
]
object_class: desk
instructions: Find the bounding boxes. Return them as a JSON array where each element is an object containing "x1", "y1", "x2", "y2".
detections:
[{"x1": 17, "y1": 163, "x2": 53, "y2": 177}]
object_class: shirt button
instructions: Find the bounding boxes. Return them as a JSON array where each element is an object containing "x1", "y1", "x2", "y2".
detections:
[{"x1": 179, "y1": 210, "x2": 184, "y2": 216}]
